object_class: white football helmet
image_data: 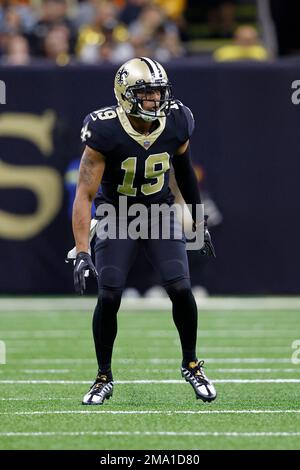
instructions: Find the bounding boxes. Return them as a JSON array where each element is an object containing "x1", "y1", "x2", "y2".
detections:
[{"x1": 114, "y1": 57, "x2": 173, "y2": 122}]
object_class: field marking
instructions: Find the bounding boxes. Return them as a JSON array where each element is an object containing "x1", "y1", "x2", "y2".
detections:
[
  {"x1": 146, "y1": 330, "x2": 300, "y2": 338},
  {"x1": 1, "y1": 297, "x2": 300, "y2": 311},
  {"x1": 6, "y1": 358, "x2": 295, "y2": 365},
  {"x1": 8, "y1": 368, "x2": 299, "y2": 374},
  {"x1": 0, "y1": 379, "x2": 300, "y2": 384},
  {"x1": 0, "y1": 343, "x2": 293, "y2": 353},
  {"x1": 2, "y1": 330, "x2": 298, "y2": 338},
  {"x1": 116, "y1": 358, "x2": 297, "y2": 364},
  {"x1": 188, "y1": 348, "x2": 293, "y2": 353},
  {"x1": 208, "y1": 368, "x2": 300, "y2": 373},
  {"x1": 1, "y1": 410, "x2": 300, "y2": 416},
  {"x1": 124, "y1": 368, "x2": 300, "y2": 374},
  {"x1": 22, "y1": 370, "x2": 71, "y2": 374},
  {"x1": 0, "y1": 330, "x2": 81, "y2": 339},
  {"x1": 1, "y1": 431, "x2": 300, "y2": 438},
  {"x1": 0, "y1": 397, "x2": 75, "y2": 401}
]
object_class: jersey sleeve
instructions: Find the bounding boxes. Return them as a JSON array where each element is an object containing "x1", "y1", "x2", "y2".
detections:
[
  {"x1": 80, "y1": 112, "x2": 112, "y2": 154},
  {"x1": 182, "y1": 105, "x2": 195, "y2": 140},
  {"x1": 174, "y1": 101, "x2": 195, "y2": 143}
]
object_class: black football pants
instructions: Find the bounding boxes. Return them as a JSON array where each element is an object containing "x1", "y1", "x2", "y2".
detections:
[{"x1": 92, "y1": 227, "x2": 198, "y2": 375}]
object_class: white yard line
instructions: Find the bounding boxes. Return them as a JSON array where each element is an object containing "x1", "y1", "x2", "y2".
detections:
[
  {"x1": 0, "y1": 331, "x2": 81, "y2": 338},
  {"x1": 207, "y1": 368, "x2": 300, "y2": 373},
  {"x1": 0, "y1": 342, "x2": 293, "y2": 353},
  {"x1": 1, "y1": 297, "x2": 300, "y2": 311},
  {"x1": 0, "y1": 397, "x2": 75, "y2": 401},
  {"x1": 1, "y1": 410, "x2": 300, "y2": 416},
  {"x1": 185, "y1": 347, "x2": 292, "y2": 353},
  {"x1": 0, "y1": 379, "x2": 300, "y2": 384},
  {"x1": 0, "y1": 431, "x2": 300, "y2": 437},
  {"x1": 114, "y1": 368, "x2": 300, "y2": 374},
  {"x1": 21, "y1": 370, "x2": 71, "y2": 374},
  {"x1": 1, "y1": 330, "x2": 297, "y2": 338},
  {"x1": 145, "y1": 330, "x2": 299, "y2": 337},
  {"x1": 10, "y1": 368, "x2": 299, "y2": 374},
  {"x1": 6, "y1": 358, "x2": 295, "y2": 364},
  {"x1": 8, "y1": 358, "x2": 96, "y2": 364}
]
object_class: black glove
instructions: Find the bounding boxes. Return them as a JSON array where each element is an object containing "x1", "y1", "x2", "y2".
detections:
[
  {"x1": 73, "y1": 252, "x2": 98, "y2": 295},
  {"x1": 199, "y1": 215, "x2": 216, "y2": 257}
]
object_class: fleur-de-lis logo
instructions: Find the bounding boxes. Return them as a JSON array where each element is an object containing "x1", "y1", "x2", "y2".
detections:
[
  {"x1": 116, "y1": 67, "x2": 129, "y2": 86},
  {"x1": 81, "y1": 122, "x2": 91, "y2": 143}
]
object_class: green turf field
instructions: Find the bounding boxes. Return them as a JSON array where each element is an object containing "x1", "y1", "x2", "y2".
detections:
[{"x1": 0, "y1": 297, "x2": 300, "y2": 450}]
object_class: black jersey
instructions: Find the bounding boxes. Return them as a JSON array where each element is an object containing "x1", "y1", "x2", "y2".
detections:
[{"x1": 81, "y1": 100, "x2": 194, "y2": 208}]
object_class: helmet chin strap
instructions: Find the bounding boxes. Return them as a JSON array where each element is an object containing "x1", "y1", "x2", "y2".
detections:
[
  {"x1": 136, "y1": 102, "x2": 165, "y2": 121},
  {"x1": 140, "y1": 113, "x2": 157, "y2": 122},
  {"x1": 129, "y1": 107, "x2": 160, "y2": 122}
]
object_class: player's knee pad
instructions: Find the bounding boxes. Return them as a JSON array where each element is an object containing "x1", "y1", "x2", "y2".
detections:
[
  {"x1": 160, "y1": 259, "x2": 189, "y2": 286},
  {"x1": 98, "y1": 265, "x2": 126, "y2": 291},
  {"x1": 96, "y1": 287, "x2": 122, "y2": 317},
  {"x1": 165, "y1": 278, "x2": 192, "y2": 303}
]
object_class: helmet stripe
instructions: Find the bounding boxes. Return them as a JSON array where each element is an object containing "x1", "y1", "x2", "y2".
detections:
[
  {"x1": 139, "y1": 57, "x2": 156, "y2": 79},
  {"x1": 152, "y1": 59, "x2": 163, "y2": 78}
]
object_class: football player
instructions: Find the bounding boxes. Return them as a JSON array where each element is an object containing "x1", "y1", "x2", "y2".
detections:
[{"x1": 72, "y1": 57, "x2": 217, "y2": 405}]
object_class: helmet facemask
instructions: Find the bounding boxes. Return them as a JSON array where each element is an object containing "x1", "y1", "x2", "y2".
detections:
[{"x1": 125, "y1": 81, "x2": 173, "y2": 122}]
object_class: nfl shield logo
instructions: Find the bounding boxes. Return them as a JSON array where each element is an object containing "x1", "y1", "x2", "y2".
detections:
[{"x1": 144, "y1": 140, "x2": 151, "y2": 149}]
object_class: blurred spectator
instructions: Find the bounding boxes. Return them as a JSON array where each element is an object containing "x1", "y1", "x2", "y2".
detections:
[
  {"x1": 187, "y1": 0, "x2": 237, "y2": 39},
  {"x1": 0, "y1": 2, "x2": 35, "y2": 34},
  {"x1": 214, "y1": 25, "x2": 268, "y2": 61},
  {"x1": 119, "y1": 0, "x2": 150, "y2": 26},
  {"x1": 73, "y1": 0, "x2": 124, "y2": 30},
  {"x1": 152, "y1": 23, "x2": 185, "y2": 61},
  {"x1": 80, "y1": 25, "x2": 134, "y2": 64},
  {"x1": 129, "y1": 3, "x2": 184, "y2": 60},
  {"x1": 98, "y1": 38, "x2": 114, "y2": 62},
  {"x1": 1, "y1": 5, "x2": 22, "y2": 33},
  {"x1": 76, "y1": 0, "x2": 131, "y2": 63},
  {"x1": 29, "y1": 0, "x2": 76, "y2": 56},
  {"x1": 44, "y1": 23, "x2": 71, "y2": 64},
  {"x1": 72, "y1": 0, "x2": 96, "y2": 29},
  {"x1": 0, "y1": 5, "x2": 25, "y2": 58},
  {"x1": 154, "y1": 0, "x2": 188, "y2": 42},
  {"x1": 129, "y1": 3, "x2": 165, "y2": 41},
  {"x1": 154, "y1": 0, "x2": 186, "y2": 20},
  {"x1": 0, "y1": 0, "x2": 191, "y2": 64},
  {"x1": 0, "y1": 33, "x2": 30, "y2": 64},
  {"x1": 97, "y1": 36, "x2": 134, "y2": 64},
  {"x1": 0, "y1": 1, "x2": 31, "y2": 3},
  {"x1": 207, "y1": 0, "x2": 237, "y2": 38}
]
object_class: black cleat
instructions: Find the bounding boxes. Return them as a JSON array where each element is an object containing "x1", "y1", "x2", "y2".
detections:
[
  {"x1": 181, "y1": 360, "x2": 217, "y2": 403},
  {"x1": 82, "y1": 373, "x2": 114, "y2": 405}
]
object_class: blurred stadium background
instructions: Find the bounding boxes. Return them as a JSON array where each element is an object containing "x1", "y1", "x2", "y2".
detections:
[{"x1": 1, "y1": 0, "x2": 300, "y2": 452}]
